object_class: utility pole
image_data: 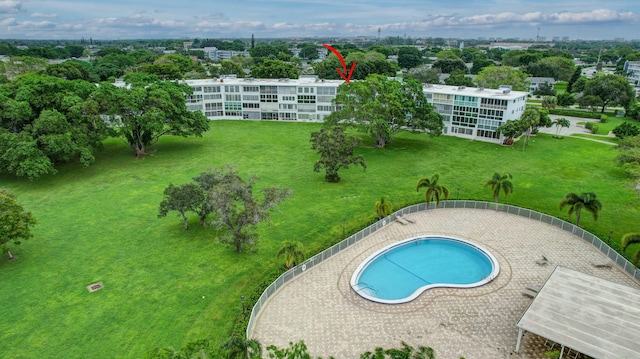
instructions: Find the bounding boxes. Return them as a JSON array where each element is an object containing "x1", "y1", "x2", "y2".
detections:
[
  {"x1": 378, "y1": 27, "x2": 381, "y2": 43},
  {"x1": 536, "y1": 27, "x2": 541, "y2": 43}
]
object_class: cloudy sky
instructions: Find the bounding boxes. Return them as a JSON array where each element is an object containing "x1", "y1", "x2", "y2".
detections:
[{"x1": 0, "y1": 0, "x2": 638, "y2": 40}]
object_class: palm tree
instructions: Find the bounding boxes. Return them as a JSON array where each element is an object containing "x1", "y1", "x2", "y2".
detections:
[
  {"x1": 552, "y1": 117, "x2": 571, "y2": 138},
  {"x1": 416, "y1": 173, "x2": 450, "y2": 208},
  {"x1": 276, "y1": 241, "x2": 306, "y2": 269},
  {"x1": 484, "y1": 172, "x2": 514, "y2": 204},
  {"x1": 519, "y1": 108, "x2": 540, "y2": 151},
  {"x1": 375, "y1": 196, "x2": 393, "y2": 219},
  {"x1": 220, "y1": 337, "x2": 262, "y2": 359},
  {"x1": 558, "y1": 192, "x2": 603, "y2": 226}
]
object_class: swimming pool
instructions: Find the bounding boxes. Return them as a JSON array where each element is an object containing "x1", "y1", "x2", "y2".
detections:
[{"x1": 351, "y1": 236, "x2": 499, "y2": 304}]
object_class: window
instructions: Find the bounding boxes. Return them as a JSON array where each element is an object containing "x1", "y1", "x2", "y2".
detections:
[
  {"x1": 224, "y1": 102, "x2": 242, "y2": 111},
  {"x1": 224, "y1": 85, "x2": 240, "y2": 93},
  {"x1": 477, "y1": 129, "x2": 499, "y2": 139},
  {"x1": 225, "y1": 94, "x2": 241, "y2": 101},
  {"x1": 278, "y1": 112, "x2": 297, "y2": 121},
  {"x1": 279, "y1": 103, "x2": 297, "y2": 110},
  {"x1": 317, "y1": 87, "x2": 336, "y2": 95},
  {"x1": 204, "y1": 94, "x2": 222, "y2": 100},
  {"x1": 298, "y1": 87, "x2": 315, "y2": 94},
  {"x1": 243, "y1": 86, "x2": 259, "y2": 92},
  {"x1": 298, "y1": 95, "x2": 316, "y2": 103},
  {"x1": 317, "y1": 105, "x2": 335, "y2": 112},
  {"x1": 278, "y1": 86, "x2": 296, "y2": 94},
  {"x1": 243, "y1": 103, "x2": 260, "y2": 109},
  {"x1": 225, "y1": 111, "x2": 242, "y2": 117},
  {"x1": 203, "y1": 86, "x2": 221, "y2": 93},
  {"x1": 186, "y1": 94, "x2": 203, "y2": 103},
  {"x1": 260, "y1": 85, "x2": 278, "y2": 94},
  {"x1": 260, "y1": 94, "x2": 278, "y2": 103},
  {"x1": 261, "y1": 112, "x2": 278, "y2": 120},
  {"x1": 243, "y1": 94, "x2": 259, "y2": 101},
  {"x1": 317, "y1": 95, "x2": 334, "y2": 103},
  {"x1": 205, "y1": 103, "x2": 223, "y2": 111},
  {"x1": 281, "y1": 95, "x2": 296, "y2": 102},
  {"x1": 298, "y1": 103, "x2": 316, "y2": 112}
]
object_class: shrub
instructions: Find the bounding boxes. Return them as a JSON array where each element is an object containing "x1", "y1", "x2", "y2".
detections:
[
  {"x1": 549, "y1": 109, "x2": 603, "y2": 119},
  {"x1": 600, "y1": 115, "x2": 608, "y2": 123},
  {"x1": 612, "y1": 122, "x2": 640, "y2": 139},
  {"x1": 585, "y1": 122, "x2": 599, "y2": 134}
]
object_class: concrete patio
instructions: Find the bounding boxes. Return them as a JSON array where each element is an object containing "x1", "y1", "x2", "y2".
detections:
[{"x1": 250, "y1": 208, "x2": 639, "y2": 359}]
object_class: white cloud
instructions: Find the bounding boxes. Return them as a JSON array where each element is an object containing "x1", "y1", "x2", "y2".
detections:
[
  {"x1": 0, "y1": 0, "x2": 22, "y2": 14},
  {"x1": 30, "y1": 12, "x2": 57, "y2": 18}
]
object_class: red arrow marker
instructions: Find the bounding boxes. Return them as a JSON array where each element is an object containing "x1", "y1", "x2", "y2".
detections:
[{"x1": 322, "y1": 44, "x2": 356, "y2": 83}]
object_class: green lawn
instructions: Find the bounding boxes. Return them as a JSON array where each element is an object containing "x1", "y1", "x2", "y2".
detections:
[
  {"x1": 554, "y1": 81, "x2": 568, "y2": 94},
  {"x1": 1, "y1": 121, "x2": 639, "y2": 358}
]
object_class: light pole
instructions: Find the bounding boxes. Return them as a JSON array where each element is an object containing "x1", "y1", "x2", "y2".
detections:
[{"x1": 241, "y1": 295, "x2": 245, "y2": 313}]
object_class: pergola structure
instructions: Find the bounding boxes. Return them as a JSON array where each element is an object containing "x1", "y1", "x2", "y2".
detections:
[{"x1": 515, "y1": 266, "x2": 640, "y2": 358}]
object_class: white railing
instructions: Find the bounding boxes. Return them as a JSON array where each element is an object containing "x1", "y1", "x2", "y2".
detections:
[{"x1": 246, "y1": 200, "x2": 640, "y2": 337}]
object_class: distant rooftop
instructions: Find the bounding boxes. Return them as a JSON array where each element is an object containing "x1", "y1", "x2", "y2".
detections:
[{"x1": 423, "y1": 84, "x2": 528, "y2": 99}]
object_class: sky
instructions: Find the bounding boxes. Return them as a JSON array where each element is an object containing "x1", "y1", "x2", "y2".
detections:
[{"x1": 0, "y1": 0, "x2": 639, "y2": 41}]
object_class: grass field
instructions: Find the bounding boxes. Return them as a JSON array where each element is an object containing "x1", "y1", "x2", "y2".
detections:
[{"x1": 1, "y1": 121, "x2": 639, "y2": 358}]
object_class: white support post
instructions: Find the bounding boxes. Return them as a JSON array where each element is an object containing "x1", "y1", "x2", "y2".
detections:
[
  {"x1": 515, "y1": 328, "x2": 523, "y2": 352},
  {"x1": 559, "y1": 345, "x2": 565, "y2": 358}
]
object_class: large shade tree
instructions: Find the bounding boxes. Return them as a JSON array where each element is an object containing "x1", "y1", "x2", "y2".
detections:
[
  {"x1": 0, "y1": 189, "x2": 36, "y2": 259},
  {"x1": 484, "y1": 172, "x2": 514, "y2": 204},
  {"x1": 326, "y1": 74, "x2": 443, "y2": 148},
  {"x1": 203, "y1": 166, "x2": 291, "y2": 252},
  {"x1": 157, "y1": 183, "x2": 205, "y2": 230},
  {"x1": 0, "y1": 73, "x2": 108, "y2": 178},
  {"x1": 416, "y1": 173, "x2": 450, "y2": 208},
  {"x1": 310, "y1": 126, "x2": 366, "y2": 183},
  {"x1": 582, "y1": 74, "x2": 635, "y2": 113},
  {"x1": 474, "y1": 66, "x2": 529, "y2": 91},
  {"x1": 95, "y1": 78, "x2": 209, "y2": 157},
  {"x1": 558, "y1": 192, "x2": 603, "y2": 226}
]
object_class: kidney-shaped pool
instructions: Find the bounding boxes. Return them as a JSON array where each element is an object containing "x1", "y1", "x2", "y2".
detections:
[{"x1": 351, "y1": 236, "x2": 499, "y2": 304}]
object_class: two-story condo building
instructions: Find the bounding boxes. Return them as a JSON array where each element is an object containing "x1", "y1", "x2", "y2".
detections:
[{"x1": 183, "y1": 78, "x2": 528, "y2": 144}]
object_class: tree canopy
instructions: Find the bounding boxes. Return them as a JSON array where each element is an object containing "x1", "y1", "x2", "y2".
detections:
[
  {"x1": 250, "y1": 59, "x2": 299, "y2": 79},
  {"x1": 0, "y1": 189, "x2": 36, "y2": 259},
  {"x1": 474, "y1": 66, "x2": 529, "y2": 91},
  {"x1": 582, "y1": 74, "x2": 635, "y2": 113},
  {"x1": 94, "y1": 78, "x2": 209, "y2": 157},
  {"x1": 326, "y1": 74, "x2": 443, "y2": 148},
  {"x1": 310, "y1": 126, "x2": 366, "y2": 183}
]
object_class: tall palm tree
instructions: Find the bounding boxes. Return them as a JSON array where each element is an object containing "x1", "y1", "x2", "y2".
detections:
[
  {"x1": 558, "y1": 192, "x2": 603, "y2": 226},
  {"x1": 519, "y1": 108, "x2": 540, "y2": 151},
  {"x1": 375, "y1": 196, "x2": 393, "y2": 219},
  {"x1": 416, "y1": 173, "x2": 450, "y2": 208},
  {"x1": 484, "y1": 172, "x2": 514, "y2": 204},
  {"x1": 276, "y1": 241, "x2": 306, "y2": 269},
  {"x1": 219, "y1": 337, "x2": 262, "y2": 359}
]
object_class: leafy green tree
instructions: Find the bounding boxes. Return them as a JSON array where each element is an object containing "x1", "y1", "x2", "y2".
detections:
[
  {"x1": 533, "y1": 82, "x2": 556, "y2": 96},
  {"x1": 615, "y1": 135, "x2": 640, "y2": 179},
  {"x1": 444, "y1": 69, "x2": 474, "y2": 87},
  {"x1": 484, "y1": 172, "x2": 514, "y2": 204},
  {"x1": 541, "y1": 96, "x2": 557, "y2": 110},
  {"x1": 397, "y1": 47, "x2": 423, "y2": 69},
  {"x1": 203, "y1": 166, "x2": 291, "y2": 252},
  {"x1": 470, "y1": 58, "x2": 494, "y2": 75},
  {"x1": 432, "y1": 58, "x2": 466, "y2": 74},
  {"x1": 46, "y1": 61, "x2": 97, "y2": 82},
  {"x1": 519, "y1": 108, "x2": 541, "y2": 150},
  {"x1": 220, "y1": 337, "x2": 262, "y2": 359},
  {"x1": 406, "y1": 65, "x2": 441, "y2": 84},
  {"x1": 310, "y1": 126, "x2": 366, "y2": 183},
  {"x1": 582, "y1": 74, "x2": 635, "y2": 113},
  {"x1": 577, "y1": 94, "x2": 603, "y2": 112},
  {"x1": 524, "y1": 62, "x2": 559, "y2": 79},
  {"x1": 299, "y1": 45, "x2": 319, "y2": 60},
  {"x1": 416, "y1": 173, "x2": 450, "y2": 208},
  {"x1": 375, "y1": 196, "x2": 393, "y2": 219},
  {"x1": 0, "y1": 189, "x2": 36, "y2": 260},
  {"x1": 497, "y1": 120, "x2": 523, "y2": 145},
  {"x1": 566, "y1": 67, "x2": 582, "y2": 93},
  {"x1": 556, "y1": 92, "x2": 575, "y2": 108},
  {"x1": 552, "y1": 118, "x2": 571, "y2": 138},
  {"x1": 250, "y1": 59, "x2": 299, "y2": 79},
  {"x1": 558, "y1": 192, "x2": 603, "y2": 226},
  {"x1": 157, "y1": 183, "x2": 205, "y2": 230},
  {"x1": 220, "y1": 60, "x2": 245, "y2": 78},
  {"x1": 621, "y1": 233, "x2": 640, "y2": 265},
  {"x1": 539, "y1": 56, "x2": 576, "y2": 81},
  {"x1": 0, "y1": 74, "x2": 108, "y2": 178},
  {"x1": 95, "y1": 79, "x2": 209, "y2": 157},
  {"x1": 146, "y1": 338, "x2": 215, "y2": 359},
  {"x1": 474, "y1": 66, "x2": 529, "y2": 91},
  {"x1": 276, "y1": 241, "x2": 306, "y2": 269},
  {"x1": 326, "y1": 74, "x2": 443, "y2": 148}
]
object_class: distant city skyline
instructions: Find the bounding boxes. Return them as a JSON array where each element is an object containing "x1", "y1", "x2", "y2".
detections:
[{"x1": 0, "y1": 0, "x2": 639, "y2": 41}]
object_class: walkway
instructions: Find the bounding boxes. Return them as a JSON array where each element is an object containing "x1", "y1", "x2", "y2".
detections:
[
  {"x1": 537, "y1": 115, "x2": 616, "y2": 145},
  {"x1": 250, "y1": 209, "x2": 639, "y2": 359}
]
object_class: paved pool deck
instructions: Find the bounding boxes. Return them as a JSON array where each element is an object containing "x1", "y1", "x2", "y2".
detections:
[{"x1": 250, "y1": 208, "x2": 639, "y2": 359}]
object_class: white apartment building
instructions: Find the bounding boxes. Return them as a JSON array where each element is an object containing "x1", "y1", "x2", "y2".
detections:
[
  {"x1": 202, "y1": 47, "x2": 250, "y2": 61},
  {"x1": 623, "y1": 61, "x2": 640, "y2": 86},
  {"x1": 183, "y1": 78, "x2": 528, "y2": 144},
  {"x1": 423, "y1": 85, "x2": 528, "y2": 143}
]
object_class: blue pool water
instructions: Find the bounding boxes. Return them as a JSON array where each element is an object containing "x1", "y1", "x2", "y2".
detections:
[{"x1": 351, "y1": 236, "x2": 498, "y2": 304}]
